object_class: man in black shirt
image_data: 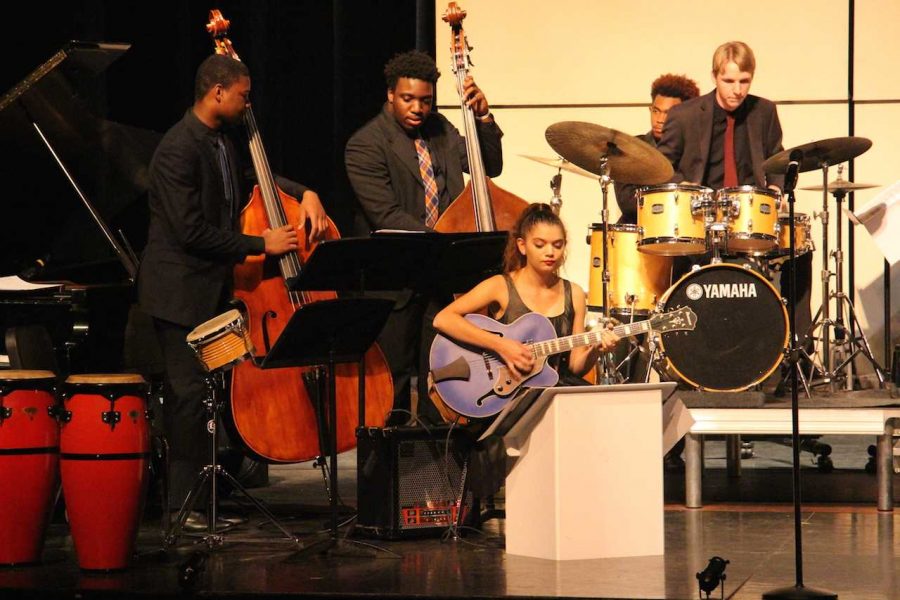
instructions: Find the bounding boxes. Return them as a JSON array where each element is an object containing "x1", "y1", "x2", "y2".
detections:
[
  {"x1": 139, "y1": 55, "x2": 328, "y2": 529},
  {"x1": 613, "y1": 73, "x2": 699, "y2": 224}
]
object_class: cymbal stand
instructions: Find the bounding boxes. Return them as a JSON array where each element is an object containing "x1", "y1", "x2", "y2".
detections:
[
  {"x1": 595, "y1": 156, "x2": 619, "y2": 384},
  {"x1": 549, "y1": 169, "x2": 563, "y2": 215},
  {"x1": 805, "y1": 164, "x2": 886, "y2": 391}
]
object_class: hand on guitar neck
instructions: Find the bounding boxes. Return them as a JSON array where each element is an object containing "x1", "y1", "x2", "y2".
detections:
[{"x1": 461, "y1": 75, "x2": 491, "y2": 121}]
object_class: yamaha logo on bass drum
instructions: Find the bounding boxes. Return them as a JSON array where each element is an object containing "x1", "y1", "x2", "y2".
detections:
[{"x1": 685, "y1": 282, "x2": 759, "y2": 300}]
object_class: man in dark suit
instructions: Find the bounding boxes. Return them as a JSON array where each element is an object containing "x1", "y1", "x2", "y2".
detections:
[
  {"x1": 138, "y1": 54, "x2": 328, "y2": 529},
  {"x1": 614, "y1": 73, "x2": 699, "y2": 224},
  {"x1": 345, "y1": 50, "x2": 502, "y2": 425},
  {"x1": 657, "y1": 41, "x2": 812, "y2": 387}
]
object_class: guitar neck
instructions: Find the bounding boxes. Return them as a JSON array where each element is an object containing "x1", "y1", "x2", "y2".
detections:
[{"x1": 529, "y1": 319, "x2": 652, "y2": 359}]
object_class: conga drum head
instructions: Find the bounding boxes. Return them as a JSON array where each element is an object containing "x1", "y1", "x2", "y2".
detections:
[{"x1": 658, "y1": 264, "x2": 788, "y2": 391}]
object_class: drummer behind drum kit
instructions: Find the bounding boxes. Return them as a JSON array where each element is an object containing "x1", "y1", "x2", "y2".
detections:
[{"x1": 529, "y1": 122, "x2": 886, "y2": 393}]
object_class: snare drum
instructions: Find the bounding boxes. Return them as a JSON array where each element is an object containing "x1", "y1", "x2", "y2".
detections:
[
  {"x1": 587, "y1": 223, "x2": 672, "y2": 316},
  {"x1": 637, "y1": 183, "x2": 713, "y2": 255},
  {"x1": 716, "y1": 186, "x2": 780, "y2": 253},
  {"x1": 0, "y1": 371, "x2": 58, "y2": 566},
  {"x1": 60, "y1": 374, "x2": 150, "y2": 571},
  {"x1": 186, "y1": 309, "x2": 254, "y2": 372},
  {"x1": 657, "y1": 264, "x2": 788, "y2": 391},
  {"x1": 772, "y1": 213, "x2": 814, "y2": 257}
]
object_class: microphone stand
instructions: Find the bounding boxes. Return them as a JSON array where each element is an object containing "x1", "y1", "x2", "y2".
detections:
[
  {"x1": 763, "y1": 159, "x2": 837, "y2": 600},
  {"x1": 596, "y1": 156, "x2": 620, "y2": 383}
]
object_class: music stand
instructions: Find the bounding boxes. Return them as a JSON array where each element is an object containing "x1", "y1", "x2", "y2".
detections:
[
  {"x1": 286, "y1": 233, "x2": 507, "y2": 549},
  {"x1": 260, "y1": 298, "x2": 393, "y2": 555}
]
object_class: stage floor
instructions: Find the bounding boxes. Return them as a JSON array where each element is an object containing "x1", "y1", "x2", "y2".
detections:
[{"x1": 1, "y1": 437, "x2": 898, "y2": 600}]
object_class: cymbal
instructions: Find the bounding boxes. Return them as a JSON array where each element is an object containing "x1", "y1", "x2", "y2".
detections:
[
  {"x1": 763, "y1": 136, "x2": 872, "y2": 174},
  {"x1": 544, "y1": 121, "x2": 674, "y2": 185},
  {"x1": 518, "y1": 154, "x2": 598, "y2": 179},
  {"x1": 800, "y1": 178, "x2": 879, "y2": 192}
]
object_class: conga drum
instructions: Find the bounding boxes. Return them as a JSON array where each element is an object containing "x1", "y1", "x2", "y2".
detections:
[
  {"x1": 60, "y1": 374, "x2": 150, "y2": 571},
  {"x1": 0, "y1": 370, "x2": 59, "y2": 565}
]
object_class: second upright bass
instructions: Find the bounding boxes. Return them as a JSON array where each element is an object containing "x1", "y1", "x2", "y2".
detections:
[{"x1": 434, "y1": 2, "x2": 528, "y2": 234}]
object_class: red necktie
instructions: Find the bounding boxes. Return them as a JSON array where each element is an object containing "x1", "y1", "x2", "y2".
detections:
[
  {"x1": 414, "y1": 138, "x2": 440, "y2": 228},
  {"x1": 724, "y1": 113, "x2": 738, "y2": 187}
]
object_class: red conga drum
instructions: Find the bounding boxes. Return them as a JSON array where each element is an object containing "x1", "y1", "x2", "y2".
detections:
[
  {"x1": 0, "y1": 370, "x2": 59, "y2": 566},
  {"x1": 59, "y1": 374, "x2": 150, "y2": 571}
]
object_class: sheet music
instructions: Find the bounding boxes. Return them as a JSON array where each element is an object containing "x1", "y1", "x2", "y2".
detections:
[
  {"x1": 846, "y1": 180, "x2": 900, "y2": 266},
  {"x1": 0, "y1": 275, "x2": 64, "y2": 292}
]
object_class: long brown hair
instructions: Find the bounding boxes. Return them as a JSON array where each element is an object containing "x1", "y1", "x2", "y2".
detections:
[{"x1": 503, "y1": 203, "x2": 567, "y2": 273}]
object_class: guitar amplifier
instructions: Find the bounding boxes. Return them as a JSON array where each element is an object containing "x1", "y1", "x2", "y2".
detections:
[{"x1": 355, "y1": 425, "x2": 476, "y2": 539}]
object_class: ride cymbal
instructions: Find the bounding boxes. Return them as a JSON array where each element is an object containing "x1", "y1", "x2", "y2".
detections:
[
  {"x1": 763, "y1": 136, "x2": 872, "y2": 174},
  {"x1": 518, "y1": 154, "x2": 597, "y2": 179},
  {"x1": 545, "y1": 121, "x2": 674, "y2": 185}
]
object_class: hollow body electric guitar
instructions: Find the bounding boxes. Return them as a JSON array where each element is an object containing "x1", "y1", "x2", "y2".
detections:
[{"x1": 429, "y1": 307, "x2": 697, "y2": 419}]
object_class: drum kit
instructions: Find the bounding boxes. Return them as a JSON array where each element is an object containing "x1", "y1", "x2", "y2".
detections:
[{"x1": 525, "y1": 121, "x2": 886, "y2": 393}]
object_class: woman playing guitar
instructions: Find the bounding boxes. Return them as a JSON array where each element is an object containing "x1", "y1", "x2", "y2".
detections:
[{"x1": 433, "y1": 203, "x2": 620, "y2": 391}]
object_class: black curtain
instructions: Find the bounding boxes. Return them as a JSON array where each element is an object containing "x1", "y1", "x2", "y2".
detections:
[{"x1": 0, "y1": 0, "x2": 435, "y2": 243}]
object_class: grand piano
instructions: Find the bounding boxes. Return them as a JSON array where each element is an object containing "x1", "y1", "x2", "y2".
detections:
[{"x1": 0, "y1": 41, "x2": 160, "y2": 374}]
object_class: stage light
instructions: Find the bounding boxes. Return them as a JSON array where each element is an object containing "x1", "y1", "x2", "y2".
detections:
[{"x1": 696, "y1": 556, "x2": 729, "y2": 599}]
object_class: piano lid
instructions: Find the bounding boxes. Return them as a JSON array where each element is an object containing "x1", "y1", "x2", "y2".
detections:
[{"x1": 0, "y1": 41, "x2": 160, "y2": 284}]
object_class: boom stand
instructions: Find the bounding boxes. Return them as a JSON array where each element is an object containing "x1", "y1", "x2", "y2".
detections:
[
  {"x1": 804, "y1": 164, "x2": 886, "y2": 391},
  {"x1": 763, "y1": 166, "x2": 837, "y2": 600},
  {"x1": 596, "y1": 156, "x2": 621, "y2": 383},
  {"x1": 261, "y1": 298, "x2": 395, "y2": 557},
  {"x1": 165, "y1": 372, "x2": 299, "y2": 549}
]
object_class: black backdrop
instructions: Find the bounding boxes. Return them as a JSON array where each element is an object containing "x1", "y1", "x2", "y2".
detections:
[{"x1": 0, "y1": 0, "x2": 435, "y2": 266}]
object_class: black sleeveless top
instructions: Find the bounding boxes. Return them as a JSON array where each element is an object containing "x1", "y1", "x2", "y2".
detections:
[{"x1": 494, "y1": 274, "x2": 586, "y2": 385}]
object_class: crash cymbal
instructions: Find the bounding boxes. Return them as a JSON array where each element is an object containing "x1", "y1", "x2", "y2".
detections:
[
  {"x1": 800, "y1": 178, "x2": 879, "y2": 192},
  {"x1": 763, "y1": 136, "x2": 872, "y2": 174},
  {"x1": 544, "y1": 121, "x2": 674, "y2": 185},
  {"x1": 518, "y1": 154, "x2": 598, "y2": 179}
]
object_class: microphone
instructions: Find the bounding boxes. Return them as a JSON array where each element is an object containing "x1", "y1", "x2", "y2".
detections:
[{"x1": 783, "y1": 149, "x2": 802, "y2": 194}]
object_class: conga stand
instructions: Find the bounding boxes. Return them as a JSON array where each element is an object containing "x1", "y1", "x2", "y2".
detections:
[{"x1": 165, "y1": 371, "x2": 300, "y2": 549}]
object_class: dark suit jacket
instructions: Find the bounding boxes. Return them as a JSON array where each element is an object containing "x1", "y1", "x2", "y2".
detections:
[
  {"x1": 138, "y1": 109, "x2": 307, "y2": 328},
  {"x1": 657, "y1": 91, "x2": 784, "y2": 190},
  {"x1": 344, "y1": 105, "x2": 503, "y2": 235}
]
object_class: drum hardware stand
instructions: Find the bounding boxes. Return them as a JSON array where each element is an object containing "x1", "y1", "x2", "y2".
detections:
[
  {"x1": 595, "y1": 156, "x2": 621, "y2": 384},
  {"x1": 165, "y1": 371, "x2": 300, "y2": 550},
  {"x1": 549, "y1": 169, "x2": 563, "y2": 215},
  {"x1": 805, "y1": 164, "x2": 886, "y2": 392}
]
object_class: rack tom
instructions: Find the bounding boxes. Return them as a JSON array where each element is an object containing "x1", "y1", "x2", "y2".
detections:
[
  {"x1": 716, "y1": 186, "x2": 780, "y2": 253},
  {"x1": 60, "y1": 374, "x2": 150, "y2": 571},
  {"x1": 186, "y1": 309, "x2": 254, "y2": 373},
  {"x1": 0, "y1": 370, "x2": 58, "y2": 566},
  {"x1": 637, "y1": 183, "x2": 713, "y2": 256}
]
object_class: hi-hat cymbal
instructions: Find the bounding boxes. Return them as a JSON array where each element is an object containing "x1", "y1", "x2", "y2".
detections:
[
  {"x1": 763, "y1": 136, "x2": 872, "y2": 174},
  {"x1": 518, "y1": 154, "x2": 598, "y2": 179},
  {"x1": 545, "y1": 121, "x2": 674, "y2": 185},
  {"x1": 799, "y1": 178, "x2": 879, "y2": 192}
]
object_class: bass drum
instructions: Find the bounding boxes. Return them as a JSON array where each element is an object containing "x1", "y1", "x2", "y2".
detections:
[{"x1": 657, "y1": 264, "x2": 788, "y2": 391}]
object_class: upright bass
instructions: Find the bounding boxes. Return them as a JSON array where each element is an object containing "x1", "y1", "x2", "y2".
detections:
[
  {"x1": 434, "y1": 2, "x2": 529, "y2": 234},
  {"x1": 206, "y1": 11, "x2": 394, "y2": 463}
]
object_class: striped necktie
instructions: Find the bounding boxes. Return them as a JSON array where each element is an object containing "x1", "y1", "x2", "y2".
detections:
[{"x1": 414, "y1": 138, "x2": 440, "y2": 228}]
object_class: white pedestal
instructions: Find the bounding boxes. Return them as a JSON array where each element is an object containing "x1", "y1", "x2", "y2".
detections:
[{"x1": 504, "y1": 383, "x2": 672, "y2": 560}]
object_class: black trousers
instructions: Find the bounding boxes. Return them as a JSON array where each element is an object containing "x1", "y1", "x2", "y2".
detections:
[
  {"x1": 375, "y1": 292, "x2": 443, "y2": 426},
  {"x1": 152, "y1": 318, "x2": 209, "y2": 509}
]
